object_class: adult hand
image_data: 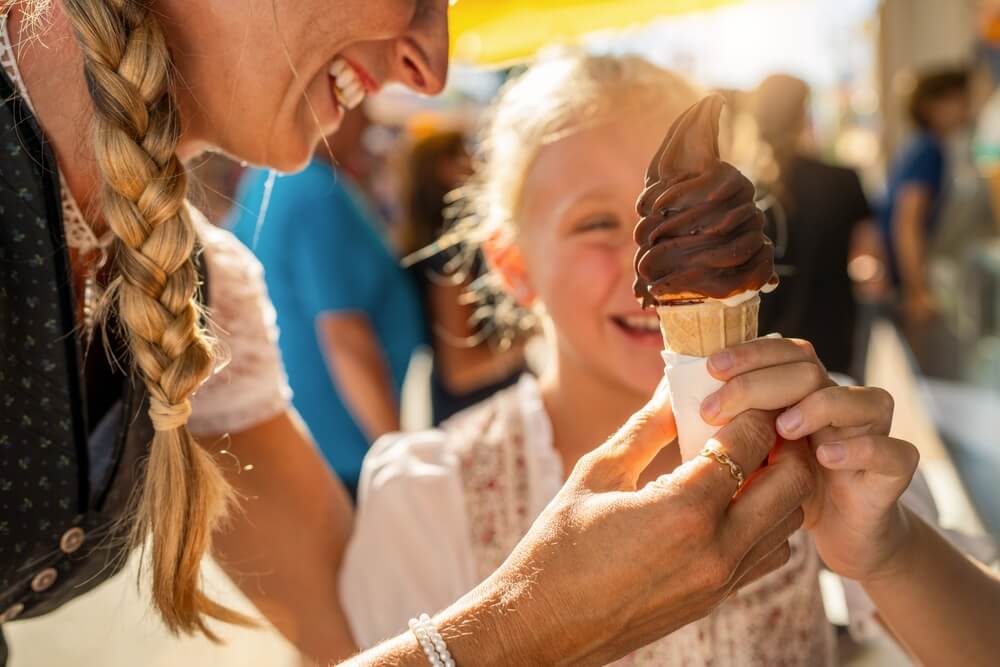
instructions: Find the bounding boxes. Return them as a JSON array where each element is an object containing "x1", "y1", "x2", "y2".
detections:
[{"x1": 460, "y1": 379, "x2": 814, "y2": 666}]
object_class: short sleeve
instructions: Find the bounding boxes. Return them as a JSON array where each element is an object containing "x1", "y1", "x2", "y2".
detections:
[
  {"x1": 188, "y1": 213, "x2": 292, "y2": 436},
  {"x1": 339, "y1": 430, "x2": 478, "y2": 648},
  {"x1": 285, "y1": 181, "x2": 385, "y2": 319},
  {"x1": 897, "y1": 139, "x2": 944, "y2": 193}
]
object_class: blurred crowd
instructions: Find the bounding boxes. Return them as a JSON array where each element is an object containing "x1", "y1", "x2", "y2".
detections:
[{"x1": 186, "y1": 55, "x2": 1000, "y2": 498}]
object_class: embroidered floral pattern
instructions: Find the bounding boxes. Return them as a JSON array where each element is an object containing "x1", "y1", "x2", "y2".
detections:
[{"x1": 452, "y1": 381, "x2": 835, "y2": 666}]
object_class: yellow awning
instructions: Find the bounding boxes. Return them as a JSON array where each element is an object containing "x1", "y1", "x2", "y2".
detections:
[{"x1": 449, "y1": 0, "x2": 743, "y2": 66}]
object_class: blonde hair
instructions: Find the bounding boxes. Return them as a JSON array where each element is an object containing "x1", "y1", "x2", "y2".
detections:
[
  {"x1": 450, "y1": 53, "x2": 703, "y2": 340},
  {"x1": 58, "y1": 0, "x2": 248, "y2": 638}
]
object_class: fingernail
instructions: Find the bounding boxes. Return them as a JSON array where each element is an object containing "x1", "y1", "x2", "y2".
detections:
[
  {"x1": 776, "y1": 408, "x2": 802, "y2": 435},
  {"x1": 817, "y1": 443, "x2": 845, "y2": 465},
  {"x1": 708, "y1": 350, "x2": 733, "y2": 373},
  {"x1": 701, "y1": 392, "x2": 721, "y2": 420}
]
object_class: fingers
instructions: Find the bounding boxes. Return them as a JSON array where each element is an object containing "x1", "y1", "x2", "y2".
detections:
[
  {"x1": 581, "y1": 377, "x2": 677, "y2": 491},
  {"x1": 721, "y1": 442, "x2": 814, "y2": 553},
  {"x1": 815, "y1": 435, "x2": 919, "y2": 480},
  {"x1": 776, "y1": 386, "x2": 894, "y2": 441},
  {"x1": 685, "y1": 409, "x2": 781, "y2": 509},
  {"x1": 731, "y1": 540, "x2": 793, "y2": 592},
  {"x1": 706, "y1": 337, "x2": 821, "y2": 381},
  {"x1": 701, "y1": 361, "x2": 832, "y2": 426}
]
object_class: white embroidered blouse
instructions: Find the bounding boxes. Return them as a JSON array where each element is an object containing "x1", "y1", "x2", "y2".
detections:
[
  {"x1": 340, "y1": 375, "x2": 837, "y2": 665},
  {"x1": 0, "y1": 13, "x2": 291, "y2": 437}
]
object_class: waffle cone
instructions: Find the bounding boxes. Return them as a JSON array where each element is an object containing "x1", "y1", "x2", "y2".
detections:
[{"x1": 656, "y1": 295, "x2": 759, "y2": 357}]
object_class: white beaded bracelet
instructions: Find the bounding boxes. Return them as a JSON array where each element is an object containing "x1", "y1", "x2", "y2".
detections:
[{"x1": 408, "y1": 613, "x2": 455, "y2": 667}]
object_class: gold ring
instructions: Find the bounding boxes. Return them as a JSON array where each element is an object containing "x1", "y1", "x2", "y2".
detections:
[{"x1": 699, "y1": 445, "x2": 745, "y2": 490}]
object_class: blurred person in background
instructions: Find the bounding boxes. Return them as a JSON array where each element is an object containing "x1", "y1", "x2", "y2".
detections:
[
  {"x1": 751, "y1": 74, "x2": 875, "y2": 377},
  {"x1": 228, "y1": 108, "x2": 426, "y2": 499},
  {"x1": 881, "y1": 68, "x2": 972, "y2": 322},
  {"x1": 397, "y1": 128, "x2": 527, "y2": 424}
]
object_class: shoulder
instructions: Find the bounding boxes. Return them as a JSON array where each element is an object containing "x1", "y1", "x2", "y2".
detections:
[
  {"x1": 188, "y1": 207, "x2": 291, "y2": 435},
  {"x1": 902, "y1": 134, "x2": 945, "y2": 166},
  {"x1": 194, "y1": 209, "x2": 268, "y2": 305},
  {"x1": 360, "y1": 386, "x2": 518, "y2": 493},
  {"x1": 359, "y1": 429, "x2": 458, "y2": 498}
]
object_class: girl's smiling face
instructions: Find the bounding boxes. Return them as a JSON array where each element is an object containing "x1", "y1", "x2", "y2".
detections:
[{"x1": 513, "y1": 115, "x2": 673, "y2": 398}]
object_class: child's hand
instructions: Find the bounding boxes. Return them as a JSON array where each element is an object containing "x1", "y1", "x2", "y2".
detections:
[
  {"x1": 703, "y1": 338, "x2": 920, "y2": 582},
  {"x1": 772, "y1": 383, "x2": 919, "y2": 582}
]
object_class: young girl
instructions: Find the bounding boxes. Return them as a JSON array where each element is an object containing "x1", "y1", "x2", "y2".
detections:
[{"x1": 339, "y1": 54, "x2": 913, "y2": 663}]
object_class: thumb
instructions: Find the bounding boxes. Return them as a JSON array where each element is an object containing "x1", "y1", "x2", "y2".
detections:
[{"x1": 583, "y1": 377, "x2": 677, "y2": 491}]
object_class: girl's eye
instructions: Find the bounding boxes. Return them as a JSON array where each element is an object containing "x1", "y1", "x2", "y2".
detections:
[{"x1": 574, "y1": 216, "x2": 620, "y2": 234}]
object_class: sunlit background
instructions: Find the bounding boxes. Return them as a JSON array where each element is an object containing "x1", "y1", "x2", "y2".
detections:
[{"x1": 8, "y1": 1, "x2": 1000, "y2": 665}]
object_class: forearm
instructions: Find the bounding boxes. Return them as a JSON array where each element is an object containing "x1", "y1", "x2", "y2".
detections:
[
  {"x1": 894, "y1": 224, "x2": 926, "y2": 294},
  {"x1": 208, "y1": 412, "x2": 358, "y2": 663},
  {"x1": 892, "y1": 189, "x2": 930, "y2": 295},
  {"x1": 319, "y1": 314, "x2": 401, "y2": 441},
  {"x1": 329, "y1": 349, "x2": 400, "y2": 440},
  {"x1": 862, "y1": 508, "x2": 1000, "y2": 665},
  {"x1": 340, "y1": 579, "x2": 541, "y2": 666}
]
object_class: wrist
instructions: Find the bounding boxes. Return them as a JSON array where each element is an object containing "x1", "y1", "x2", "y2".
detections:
[
  {"x1": 858, "y1": 503, "x2": 921, "y2": 587},
  {"x1": 433, "y1": 575, "x2": 554, "y2": 665}
]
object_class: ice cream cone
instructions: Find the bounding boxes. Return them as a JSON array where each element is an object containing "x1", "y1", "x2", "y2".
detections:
[{"x1": 656, "y1": 294, "x2": 760, "y2": 357}]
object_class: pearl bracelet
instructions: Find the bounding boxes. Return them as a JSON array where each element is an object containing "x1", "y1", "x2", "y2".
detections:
[{"x1": 408, "y1": 613, "x2": 455, "y2": 667}]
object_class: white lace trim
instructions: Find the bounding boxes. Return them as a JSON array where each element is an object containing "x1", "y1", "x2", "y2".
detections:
[
  {"x1": 0, "y1": 13, "x2": 109, "y2": 255},
  {"x1": 188, "y1": 215, "x2": 292, "y2": 436}
]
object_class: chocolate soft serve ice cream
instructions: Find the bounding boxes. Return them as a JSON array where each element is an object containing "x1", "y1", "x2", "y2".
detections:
[{"x1": 633, "y1": 94, "x2": 777, "y2": 356}]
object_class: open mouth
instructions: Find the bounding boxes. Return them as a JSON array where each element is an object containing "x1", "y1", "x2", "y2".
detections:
[
  {"x1": 610, "y1": 314, "x2": 662, "y2": 343},
  {"x1": 329, "y1": 57, "x2": 367, "y2": 110}
]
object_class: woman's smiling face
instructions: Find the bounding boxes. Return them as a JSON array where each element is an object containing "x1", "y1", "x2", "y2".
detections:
[
  {"x1": 514, "y1": 115, "x2": 674, "y2": 398},
  {"x1": 163, "y1": 0, "x2": 450, "y2": 170}
]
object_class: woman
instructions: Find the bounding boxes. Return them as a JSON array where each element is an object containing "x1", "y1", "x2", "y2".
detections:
[
  {"x1": 0, "y1": 2, "x2": 820, "y2": 665},
  {"x1": 881, "y1": 68, "x2": 971, "y2": 322},
  {"x1": 751, "y1": 74, "x2": 874, "y2": 376},
  {"x1": 397, "y1": 128, "x2": 527, "y2": 424}
]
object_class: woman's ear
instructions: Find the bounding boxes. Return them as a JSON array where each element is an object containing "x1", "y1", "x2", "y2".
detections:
[{"x1": 483, "y1": 232, "x2": 536, "y2": 307}]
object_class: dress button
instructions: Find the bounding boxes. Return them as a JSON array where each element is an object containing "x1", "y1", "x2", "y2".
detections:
[
  {"x1": 30, "y1": 568, "x2": 58, "y2": 593},
  {"x1": 59, "y1": 526, "x2": 85, "y2": 554},
  {"x1": 0, "y1": 602, "x2": 24, "y2": 623}
]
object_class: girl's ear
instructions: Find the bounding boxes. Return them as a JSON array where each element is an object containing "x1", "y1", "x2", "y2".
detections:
[{"x1": 483, "y1": 232, "x2": 537, "y2": 307}]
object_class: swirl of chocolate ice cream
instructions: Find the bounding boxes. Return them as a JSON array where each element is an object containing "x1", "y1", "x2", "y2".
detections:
[{"x1": 633, "y1": 94, "x2": 777, "y2": 309}]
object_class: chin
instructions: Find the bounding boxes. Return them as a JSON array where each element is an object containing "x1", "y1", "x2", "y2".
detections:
[{"x1": 264, "y1": 137, "x2": 316, "y2": 174}]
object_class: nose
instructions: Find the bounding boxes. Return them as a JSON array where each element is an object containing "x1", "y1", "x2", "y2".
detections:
[{"x1": 393, "y1": 3, "x2": 449, "y2": 94}]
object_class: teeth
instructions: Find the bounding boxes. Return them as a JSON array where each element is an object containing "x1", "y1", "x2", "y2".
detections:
[
  {"x1": 329, "y1": 57, "x2": 365, "y2": 110},
  {"x1": 621, "y1": 316, "x2": 660, "y2": 332}
]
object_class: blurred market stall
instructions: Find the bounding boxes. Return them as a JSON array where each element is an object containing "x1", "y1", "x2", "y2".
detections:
[{"x1": 448, "y1": 0, "x2": 742, "y2": 65}]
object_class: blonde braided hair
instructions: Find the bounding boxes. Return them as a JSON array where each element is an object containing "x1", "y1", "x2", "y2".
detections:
[{"x1": 61, "y1": 0, "x2": 250, "y2": 637}]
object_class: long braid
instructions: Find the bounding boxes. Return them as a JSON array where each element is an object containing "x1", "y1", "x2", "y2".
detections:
[{"x1": 62, "y1": 0, "x2": 251, "y2": 637}]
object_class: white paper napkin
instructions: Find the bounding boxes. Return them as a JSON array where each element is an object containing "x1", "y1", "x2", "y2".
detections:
[
  {"x1": 663, "y1": 334, "x2": 783, "y2": 461},
  {"x1": 662, "y1": 351, "x2": 724, "y2": 461}
]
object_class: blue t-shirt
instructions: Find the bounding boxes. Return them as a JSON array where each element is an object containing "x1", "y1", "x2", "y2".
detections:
[
  {"x1": 879, "y1": 132, "x2": 946, "y2": 285},
  {"x1": 228, "y1": 162, "x2": 425, "y2": 490}
]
